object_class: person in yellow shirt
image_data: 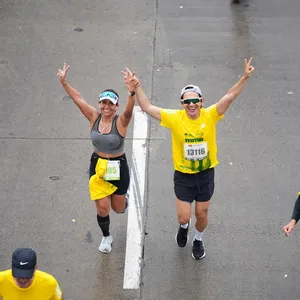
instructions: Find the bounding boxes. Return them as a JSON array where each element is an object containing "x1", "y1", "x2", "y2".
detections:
[
  {"x1": 0, "y1": 248, "x2": 63, "y2": 300},
  {"x1": 122, "y1": 58, "x2": 255, "y2": 260}
]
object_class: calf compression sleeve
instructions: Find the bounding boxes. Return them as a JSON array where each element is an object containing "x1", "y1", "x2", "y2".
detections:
[{"x1": 97, "y1": 214, "x2": 110, "y2": 237}]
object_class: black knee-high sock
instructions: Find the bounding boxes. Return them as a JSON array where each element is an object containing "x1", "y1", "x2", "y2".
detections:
[{"x1": 97, "y1": 215, "x2": 110, "y2": 237}]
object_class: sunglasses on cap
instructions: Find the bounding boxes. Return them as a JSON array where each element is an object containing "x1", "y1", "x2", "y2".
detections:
[
  {"x1": 181, "y1": 98, "x2": 202, "y2": 105},
  {"x1": 98, "y1": 91, "x2": 119, "y2": 104}
]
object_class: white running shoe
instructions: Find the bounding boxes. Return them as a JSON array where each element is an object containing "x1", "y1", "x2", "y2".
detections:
[{"x1": 99, "y1": 235, "x2": 113, "y2": 253}]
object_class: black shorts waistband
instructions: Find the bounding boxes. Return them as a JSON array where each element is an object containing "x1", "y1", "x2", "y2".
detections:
[
  {"x1": 175, "y1": 167, "x2": 214, "y2": 177},
  {"x1": 91, "y1": 152, "x2": 126, "y2": 161}
]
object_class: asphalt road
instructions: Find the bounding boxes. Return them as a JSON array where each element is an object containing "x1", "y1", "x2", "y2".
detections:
[{"x1": 1, "y1": 0, "x2": 299, "y2": 299}]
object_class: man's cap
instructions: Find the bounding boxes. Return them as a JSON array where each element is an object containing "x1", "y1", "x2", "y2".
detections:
[
  {"x1": 98, "y1": 91, "x2": 119, "y2": 105},
  {"x1": 12, "y1": 248, "x2": 37, "y2": 279},
  {"x1": 180, "y1": 85, "x2": 202, "y2": 99}
]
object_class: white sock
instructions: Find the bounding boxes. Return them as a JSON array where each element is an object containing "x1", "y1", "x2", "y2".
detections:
[
  {"x1": 180, "y1": 223, "x2": 189, "y2": 229},
  {"x1": 194, "y1": 229, "x2": 204, "y2": 241}
]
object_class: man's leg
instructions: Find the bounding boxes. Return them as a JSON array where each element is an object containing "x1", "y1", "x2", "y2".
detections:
[
  {"x1": 195, "y1": 201, "x2": 210, "y2": 239},
  {"x1": 192, "y1": 201, "x2": 210, "y2": 259},
  {"x1": 176, "y1": 198, "x2": 192, "y2": 247}
]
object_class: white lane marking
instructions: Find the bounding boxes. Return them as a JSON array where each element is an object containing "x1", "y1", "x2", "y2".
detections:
[{"x1": 123, "y1": 106, "x2": 148, "y2": 289}]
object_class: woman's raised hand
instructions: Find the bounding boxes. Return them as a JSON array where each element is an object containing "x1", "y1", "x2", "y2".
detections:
[{"x1": 57, "y1": 63, "x2": 70, "y2": 84}]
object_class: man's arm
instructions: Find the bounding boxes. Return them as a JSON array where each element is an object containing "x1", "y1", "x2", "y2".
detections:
[
  {"x1": 51, "y1": 293, "x2": 63, "y2": 300},
  {"x1": 216, "y1": 58, "x2": 255, "y2": 116},
  {"x1": 135, "y1": 86, "x2": 162, "y2": 121},
  {"x1": 283, "y1": 195, "x2": 300, "y2": 236},
  {"x1": 122, "y1": 68, "x2": 162, "y2": 121},
  {"x1": 291, "y1": 195, "x2": 300, "y2": 223},
  {"x1": 51, "y1": 281, "x2": 63, "y2": 300}
]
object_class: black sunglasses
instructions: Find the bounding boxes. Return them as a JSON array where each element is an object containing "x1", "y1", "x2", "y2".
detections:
[{"x1": 181, "y1": 98, "x2": 202, "y2": 105}]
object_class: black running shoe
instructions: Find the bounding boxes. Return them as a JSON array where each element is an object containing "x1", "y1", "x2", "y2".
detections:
[
  {"x1": 192, "y1": 239, "x2": 205, "y2": 260},
  {"x1": 176, "y1": 224, "x2": 189, "y2": 247}
]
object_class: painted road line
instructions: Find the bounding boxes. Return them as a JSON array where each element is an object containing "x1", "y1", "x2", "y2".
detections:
[{"x1": 123, "y1": 106, "x2": 148, "y2": 289}]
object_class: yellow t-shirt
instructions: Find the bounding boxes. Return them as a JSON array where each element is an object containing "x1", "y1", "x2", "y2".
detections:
[
  {"x1": 160, "y1": 104, "x2": 224, "y2": 174},
  {"x1": 0, "y1": 270, "x2": 63, "y2": 300}
]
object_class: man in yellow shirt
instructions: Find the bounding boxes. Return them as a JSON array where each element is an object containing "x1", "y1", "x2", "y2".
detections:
[
  {"x1": 122, "y1": 58, "x2": 255, "y2": 259},
  {"x1": 0, "y1": 248, "x2": 63, "y2": 300}
]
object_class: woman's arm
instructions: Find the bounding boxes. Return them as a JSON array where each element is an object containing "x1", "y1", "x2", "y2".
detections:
[
  {"x1": 119, "y1": 91, "x2": 135, "y2": 127},
  {"x1": 57, "y1": 63, "x2": 98, "y2": 122}
]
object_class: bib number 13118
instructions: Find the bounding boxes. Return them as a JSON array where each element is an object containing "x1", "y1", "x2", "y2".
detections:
[{"x1": 184, "y1": 142, "x2": 208, "y2": 160}]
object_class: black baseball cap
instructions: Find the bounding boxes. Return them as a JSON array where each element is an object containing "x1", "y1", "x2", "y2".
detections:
[{"x1": 12, "y1": 248, "x2": 37, "y2": 279}]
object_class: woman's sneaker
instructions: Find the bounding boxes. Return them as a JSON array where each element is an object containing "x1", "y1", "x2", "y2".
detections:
[{"x1": 99, "y1": 235, "x2": 113, "y2": 253}]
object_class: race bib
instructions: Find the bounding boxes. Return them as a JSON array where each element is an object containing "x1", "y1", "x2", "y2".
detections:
[
  {"x1": 184, "y1": 142, "x2": 208, "y2": 161},
  {"x1": 103, "y1": 160, "x2": 120, "y2": 181}
]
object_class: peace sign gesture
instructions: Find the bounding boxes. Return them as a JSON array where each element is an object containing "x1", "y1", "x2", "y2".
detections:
[
  {"x1": 57, "y1": 63, "x2": 70, "y2": 84},
  {"x1": 121, "y1": 67, "x2": 140, "y2": 92},
  {"x1": 243, "y1": 57, "x2": 255, "y2": 79}
]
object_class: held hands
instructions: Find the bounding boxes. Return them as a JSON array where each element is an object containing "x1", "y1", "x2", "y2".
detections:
[
  {"x1": 121, "y1": 68, "x2": 140, "y2": 92},
  {"x1": 283, "y1": 220, "x2": 296, "y2": 236},
  {"x1": 57, "y1": 63, "x2": 70, "y2": 85},
  {"x1": 243, "y1": 57, "x2": 255, "y2": 79}
]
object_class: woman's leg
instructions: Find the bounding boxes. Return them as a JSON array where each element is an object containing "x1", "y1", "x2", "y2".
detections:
[
  {"x1": 110, "y1": 154, "x2": 130, "y2": 213},
  {"x1": 94, "y1": 197, "x2": 113, "y2": 253},
  {"x1": 95, "y1": 197, "x2": 110, "y2": 235},
  {"x1": 111, "y1": 194, "x2": 127, "y2": 213}
]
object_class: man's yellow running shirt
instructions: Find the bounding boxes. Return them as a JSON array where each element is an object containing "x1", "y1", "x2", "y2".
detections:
[
  {"x1": 0, "y1": 270, "x2": 63, "y2": 300},
  {"x1": 160, "y1": 104, "x2": 224, "y2": 174}
]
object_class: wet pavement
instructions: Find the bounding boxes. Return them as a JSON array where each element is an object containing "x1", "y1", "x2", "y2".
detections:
[{"x1": 1, "y1": 0, "x2": 300, "y2": 299}]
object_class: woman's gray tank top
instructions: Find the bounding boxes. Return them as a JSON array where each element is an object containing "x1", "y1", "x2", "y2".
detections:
[{"x1": 90, "y1": 115, "x2": 125, "y2": 154}]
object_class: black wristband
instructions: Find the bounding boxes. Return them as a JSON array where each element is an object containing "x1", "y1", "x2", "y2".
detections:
[{"x1": 128, "y1": 91, "x2": 135, "y2": 97}]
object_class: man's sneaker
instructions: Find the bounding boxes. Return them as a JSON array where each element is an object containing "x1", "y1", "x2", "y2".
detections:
[
  {"x1": 99, "y1": 235, "x2": 113, "y2": 253},
  {"x1": 192, "y1": 239, "x2": 205, "y2": 260},
  {"x1": 176, "y1": 222, "x2": 190, "y2": 247}
]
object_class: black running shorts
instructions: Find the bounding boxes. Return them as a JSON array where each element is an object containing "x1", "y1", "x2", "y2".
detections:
[
  {"x1": 174, "y1": 168, "x2": 215, "y2": 203},
  {"x1": 89, "y1": 152, "x2": 130, "y2": 195}
]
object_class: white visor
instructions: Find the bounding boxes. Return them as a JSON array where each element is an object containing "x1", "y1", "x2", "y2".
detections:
[{"x1": 98, "y1": 92, "x2": 119, "y2": 104}]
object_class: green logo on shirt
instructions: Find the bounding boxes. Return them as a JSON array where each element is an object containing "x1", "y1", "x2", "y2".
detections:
[{"x1": 185, "y1": 138, "x2": 203, "y2": 143}]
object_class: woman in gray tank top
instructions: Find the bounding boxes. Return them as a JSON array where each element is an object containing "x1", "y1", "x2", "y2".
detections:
[{"x1": 57, "y1": 63, "x2": 135, "y2": 254}]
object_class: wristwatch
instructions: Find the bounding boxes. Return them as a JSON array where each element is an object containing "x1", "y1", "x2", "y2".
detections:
[{"x1": 128, "y1": 91, "x2": 135, "y2": 97}]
